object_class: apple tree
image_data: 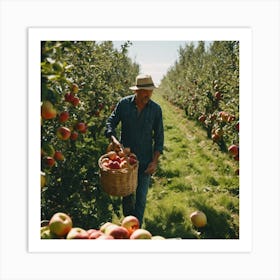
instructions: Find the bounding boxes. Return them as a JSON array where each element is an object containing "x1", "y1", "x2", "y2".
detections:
[
  {"x1": 159, "y1": 41, "x2": 239, "y2": 155},
  {"x1": 40, "y1": 41, "x2": 140, "y2": 229}
]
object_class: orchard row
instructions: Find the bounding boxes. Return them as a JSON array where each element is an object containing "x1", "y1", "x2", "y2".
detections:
[{"x1": 159, "y1": 41, "x2": 239, "y2": 162}]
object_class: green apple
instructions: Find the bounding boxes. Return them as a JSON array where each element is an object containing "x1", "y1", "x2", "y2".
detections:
[
  {"x1": 41, "y1": 226, "x2": 58, "y2": 239},
  {"x1": 130, "y1": 229, "x2": 152, "y2": 239},
  {"x1": 49, "y1": 212, "x2": 72, "y2": 237},
  {"x1": 66, "y1": 227, "x2": 89, "y2": 239},
  {"x1": 151, "y1": 235, "x2": 165, "y2": 240}
]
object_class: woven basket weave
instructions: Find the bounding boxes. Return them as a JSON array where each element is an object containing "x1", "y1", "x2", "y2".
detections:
[{"x1": 98, "y1": 152, "x2": 139, "y2": 197}]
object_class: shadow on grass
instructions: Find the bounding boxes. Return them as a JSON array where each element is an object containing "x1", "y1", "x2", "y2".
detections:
[
  {"x1": 144, "y1": 200, "x2": 239, "y2": 239},
  {"x1": 144, "y1": 206, "x2": 197, "y2": 239},
  {"x1": 191, "y1": 201, "x2": 239, "y2": 239}
]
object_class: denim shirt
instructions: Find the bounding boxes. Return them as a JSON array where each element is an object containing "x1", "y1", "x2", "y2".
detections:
[{"x1": 105, "y1": 94, "x2": 164, "y2": 172}]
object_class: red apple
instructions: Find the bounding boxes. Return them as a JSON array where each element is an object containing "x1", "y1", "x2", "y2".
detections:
[
  {"x1": 130, "y1": 229, "x2": 152, "y2": 239},
  {"x1": 44, "y1": 156, "x2": 55, "y2": 167},
  {"x1": 59, "y1": 111, "x2": 69, "y2": 122},
  {"x1": 70, "y1": 131, "x2": 79, "y2": 141},
  {"x1": 114, "y1": 156, "x2": 122, "y2": 163},
  {"x1": 76, "y1": 122, "x2": 86, "y2": 132},
  {"x1": 198, "y1": 114, "x2": 206, "y2": 122},
  {"x1": 54, "y1": 151, "x2": 64, "y2": 161},
  {"x1": 41, "y1": 101, "x2": 57, "y2": 120},
  {"x1": 228, "y1": 145, "x2": 239, "y2": 157},
  {"x1": 211, "y1": 133, "x2": 220, "y2": 142},
  {"x1": 235, "y1": 121, "x2": 239, "y2": 132},
  {"x1": 128, "y1": 156, "x2": 137, "y2": 166},
  {"x1": 57, "y1": 126, "x2": 71, "y2": 140},
  {"x1": 66, "y1": 227, "x2": 89, "y2": 239},
  {"x1": 214, "y1": 91, "x2": 222, "y2": 100},
  {"x1": 71, "y1": 96, "x2": 80, "y2": 107},
  {"x1": 88, "y1": 229, "x2": 104, "y2": 239},
  {"x1": 190, "y1": 211, "x2": 207, "y2": 228},
  {"x1": 64, "y1": 92, "x2": 75, "y2": 103},
  {"x1": 49, "y1": 212, "x2": 73, "y2": 237},
  {"x1": 121, "y1": 215, "x2": 140, "y2": 236},
  {"x1": 108, "y1": 161, "x2": 121, "y2": 169},
  {"x1": 106, "y1": 225, "x2": 130, "y2": 239}
]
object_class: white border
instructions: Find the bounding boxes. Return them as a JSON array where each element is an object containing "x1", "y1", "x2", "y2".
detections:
[{"x1": 28, "y1": 27, "x2": 252, "y2": 253}]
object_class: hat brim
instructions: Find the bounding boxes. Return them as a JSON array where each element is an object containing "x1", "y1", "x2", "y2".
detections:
[{"x1": 129, "y1": 85, "x2": 157, "y2": 90}]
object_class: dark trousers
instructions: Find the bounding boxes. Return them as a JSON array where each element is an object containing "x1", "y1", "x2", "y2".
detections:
[{"x1": 122, "y1": 173, "x2": 151, "y2": 227}]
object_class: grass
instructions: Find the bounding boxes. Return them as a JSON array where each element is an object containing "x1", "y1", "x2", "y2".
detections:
[{"x1": 142, "y1": 92, "x2": 239, "y2": 239}]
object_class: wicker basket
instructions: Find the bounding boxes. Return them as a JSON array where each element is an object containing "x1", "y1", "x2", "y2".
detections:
[{"x1": 98, "y1": 152, "x2": 139, "y2": 197}]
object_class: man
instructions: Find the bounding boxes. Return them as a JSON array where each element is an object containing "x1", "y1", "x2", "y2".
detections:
[{"x1": 105, "y1": 74, "x2": 164, "y2": 227}]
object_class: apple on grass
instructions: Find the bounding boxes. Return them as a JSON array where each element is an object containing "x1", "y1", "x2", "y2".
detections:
[
  {"x1": 121, "y1": 215, "x2": 140, "y2": 236},
  {"x1": 228, "y1": 145, "x2": 239, "y2": 157},
  {"x1": 49, "y1": 212, "x2": 73, "y2": 237},
  {"x1": 130, "y1": 229, "x2": 152, "y2": 239},
  {"x1": 66, "y1": 227, "x2": 89, "y2": 239},
  {"x1": 105, "y1": 225, "x2": 130, "y2": 239},
  {"x1": 88, "y1": 229, "x2": 104, "y2": 239},
  {"x1": 41, "y1": 226, "x2": 58, "y2": 239},
  {"x1": 96, "y1": 234, "x2": 114, "y2": 240},
  {"x1": 100, "y1": 222, "x2": 114, "y2": 233},
  {"x1": 190, "y1": 211, "x2": 207, "y2": 228},
  {"x1": 151, "y1": 235, "x2": 165, "y2": 240}
]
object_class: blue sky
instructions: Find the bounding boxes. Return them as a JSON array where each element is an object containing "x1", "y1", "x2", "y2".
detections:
[{"x1": 113, "y1": 41, "x2": 189, "y2": 85}]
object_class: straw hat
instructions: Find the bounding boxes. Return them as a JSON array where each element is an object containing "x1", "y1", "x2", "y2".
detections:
[{"x1": 129, "y1": 74, "x2": 157, "y2": 90}]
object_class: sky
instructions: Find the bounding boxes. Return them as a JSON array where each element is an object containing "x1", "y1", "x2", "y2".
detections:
[{"x1": 113, "y1": 41, "x2": 190, "y2": 85}]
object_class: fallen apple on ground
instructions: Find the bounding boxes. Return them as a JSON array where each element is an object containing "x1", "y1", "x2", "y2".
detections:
[
  {"x1": 130, "y1": 229, "x2": 152, "y2": 239},
  {"x1": 121, "y1": 215, "x2": 140, "y2": 237},
  {"x1": 66, "y1": 227, "x2": 89, "y2": 239},
  {"x1": 49, "y1": 212, "x2": 73, "y2": 237},
  {"x1": 106, "y1": 225, "x2": 130, "y2": 239},
  {"x1": 190, "y1": 210, "x2": 207, "y2": 228}
]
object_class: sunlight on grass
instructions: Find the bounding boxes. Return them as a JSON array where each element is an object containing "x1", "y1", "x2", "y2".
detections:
[{"x1": 143, "y1": 94, "x2": 239, "y2": 239}]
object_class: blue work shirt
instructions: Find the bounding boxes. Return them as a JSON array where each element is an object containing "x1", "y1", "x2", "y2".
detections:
[{"x1": 105, "y1": 94, "x2": 164, "y2": 172}]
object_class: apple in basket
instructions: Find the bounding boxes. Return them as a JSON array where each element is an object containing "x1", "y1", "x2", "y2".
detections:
[
  {"x1": 128, "y1": 155, "x2": 137, "y2": 166},
  {"x1": 108, "y1": 161, "x2": 121, "y2": 169},
  {"x1": 107, "y1": 151, "x2": 117, "y2": 160}
]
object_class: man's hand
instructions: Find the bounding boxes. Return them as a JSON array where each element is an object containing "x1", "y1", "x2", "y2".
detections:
[
  {"x1": 144, "y1": 161, "x2": 157, "y2": 175},
  {"x1": 111, "y1": 135, "x2": 122, "y2": 151}
]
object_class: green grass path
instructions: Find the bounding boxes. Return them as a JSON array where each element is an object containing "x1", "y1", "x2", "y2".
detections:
[{"x1": 144, "y1": 92, "x2": 239, "y2": 239}]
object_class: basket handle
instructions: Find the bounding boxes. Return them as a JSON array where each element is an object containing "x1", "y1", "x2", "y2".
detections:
[{"x1": 106, "y1": 141, "x2": 124, "y2": 153}]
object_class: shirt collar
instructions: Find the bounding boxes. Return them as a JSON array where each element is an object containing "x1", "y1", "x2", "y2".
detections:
[{"x1": 130, "y1": 94, "x2": 151, "y2": 107}]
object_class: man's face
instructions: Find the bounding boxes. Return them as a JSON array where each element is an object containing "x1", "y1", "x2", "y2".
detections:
[{"x1": 135, "y1": 89, "x2": 153, "y2": 105}]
